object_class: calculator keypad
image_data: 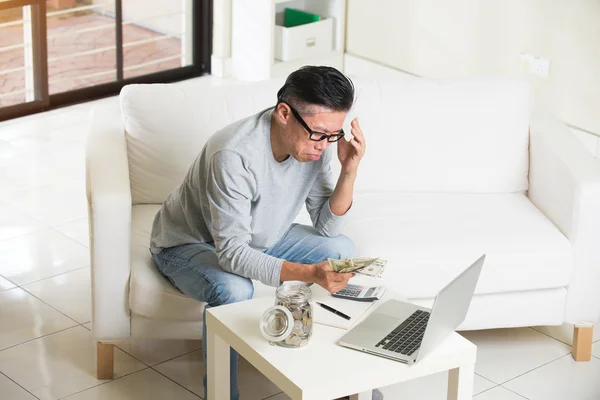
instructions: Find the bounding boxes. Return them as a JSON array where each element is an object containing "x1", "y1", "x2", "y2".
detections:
[{"x1": 334, "y1": 284, "x2": 363, "y2": 297}]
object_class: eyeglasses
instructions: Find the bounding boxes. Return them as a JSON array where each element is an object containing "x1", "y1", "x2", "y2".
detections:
[{"x1": 279, "y1": 101, "x2": 345, "y2": 142}]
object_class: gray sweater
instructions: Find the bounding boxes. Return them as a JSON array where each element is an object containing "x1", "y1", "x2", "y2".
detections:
[{"x1": 150, "y1": 107, "x2": 346, "y2": 287}]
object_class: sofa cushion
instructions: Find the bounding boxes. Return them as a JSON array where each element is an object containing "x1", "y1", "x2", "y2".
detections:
[
  {"x1": 120, "y1": 76, "x2": 533, "y2": 205},
  {"x1": 120, "y1": 79, "x2": 285, "y2": 205},
  {"x1": 131, "y1": 192, "x2": 572, "y2": 320},
  {"x1": 308, "y1": 192, "x2": 572, "y2": 299},
  {"x1": 129, "y1": 205, "x2": 274, "y2": 321},
  {"x1": 337, "y1": 76, "x2": 533, "y2": 194}
]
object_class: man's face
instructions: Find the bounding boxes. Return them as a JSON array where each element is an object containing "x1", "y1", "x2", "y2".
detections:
[{"x1": 283, "y1": 104, "x2": 346, "y2": 162}]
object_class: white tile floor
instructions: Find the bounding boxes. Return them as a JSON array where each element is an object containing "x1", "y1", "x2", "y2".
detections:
[{"x1": 0, "y1": 89, "x2": 599, "y2": 400}]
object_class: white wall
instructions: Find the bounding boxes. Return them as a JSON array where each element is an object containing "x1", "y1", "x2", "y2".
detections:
[
  {"x1": 213, "y1": 0, "x2": 231, "y2": 59},
  {"x1": 345, "y1": 0, "x2": 600, "y2": 137}
]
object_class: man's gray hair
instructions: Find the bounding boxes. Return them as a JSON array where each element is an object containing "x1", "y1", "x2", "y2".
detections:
[{"x1": 276, "y1": 66, "x2": 355, "y2": 115}]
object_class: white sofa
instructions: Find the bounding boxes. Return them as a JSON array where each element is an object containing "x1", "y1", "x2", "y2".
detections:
[{"x1": 86, "y1": 75, "x2": 600, "y2": 378}]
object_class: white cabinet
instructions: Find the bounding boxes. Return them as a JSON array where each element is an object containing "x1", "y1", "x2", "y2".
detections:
[
  {"x1": 231, "y1": 0, "x2": 346, "y2": 81},
  {"x1": 274, "y1": 16, "x2": 333, "y2": 62}
]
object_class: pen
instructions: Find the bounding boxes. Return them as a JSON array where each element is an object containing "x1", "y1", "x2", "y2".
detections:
[{"x1": 316, "y1": 302, "x2": 351, "y2": 320}]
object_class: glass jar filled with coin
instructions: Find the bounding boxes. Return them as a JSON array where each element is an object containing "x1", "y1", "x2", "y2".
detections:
[{"x1": 259, "y1": 282, "x2": 313, "y2": 348}]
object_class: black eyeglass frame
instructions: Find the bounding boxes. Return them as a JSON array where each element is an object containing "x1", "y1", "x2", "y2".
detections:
[{"x1": 277, "y1": 100, "x2": 345, "y2": 142}]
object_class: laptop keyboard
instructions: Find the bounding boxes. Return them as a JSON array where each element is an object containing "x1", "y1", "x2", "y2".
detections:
[{"x1": 375, "y1": 309, "x2": 430, "y2": 356}]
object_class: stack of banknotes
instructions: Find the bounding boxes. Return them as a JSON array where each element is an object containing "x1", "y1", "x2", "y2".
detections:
[{"x1": 327, "y1": 257, "x2": 387, "y2": 278}]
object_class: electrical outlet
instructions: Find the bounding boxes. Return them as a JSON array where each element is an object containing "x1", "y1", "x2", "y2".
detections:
[
  {"x1": 520, "y1": 53, "x2": 550, "y2": 78},
  {"x1": 533, "y1": 57, "x2": 550, "y2": 77}
]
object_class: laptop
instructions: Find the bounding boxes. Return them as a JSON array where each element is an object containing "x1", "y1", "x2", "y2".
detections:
[{"x1": 338, "y1": 254, "x2": 485, "y2": 365}]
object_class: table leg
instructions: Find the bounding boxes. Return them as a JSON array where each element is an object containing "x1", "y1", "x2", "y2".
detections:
[
  {"x1": 447, "y1": 363, "x2": 475, "y2": 400},
  {"x1": 207, "y1": 328, "x2": 230, "y2": 400},
  {"x1": 350, "y1": 391, "x2": 372, "y2": 400}
]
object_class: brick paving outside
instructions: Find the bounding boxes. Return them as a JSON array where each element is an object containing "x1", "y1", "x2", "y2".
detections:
[{"x1": 0, "y1": 10, "x2": 183, "y2": 107}]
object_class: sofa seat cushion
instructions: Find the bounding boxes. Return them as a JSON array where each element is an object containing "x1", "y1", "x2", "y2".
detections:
[
  {"x1": 309, "y1": 192, "x2": 573, "y2": 299},
  {"x1": 131, "y1": 193, "x2": 573, "y2": 319},
  {"x1": 129, "y1": 205, "x2": 275, "y2": 321}
]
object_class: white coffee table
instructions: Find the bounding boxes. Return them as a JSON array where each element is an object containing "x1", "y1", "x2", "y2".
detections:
[{"x1": 206, "y1": 294, "x2": 477, "y2": 400}]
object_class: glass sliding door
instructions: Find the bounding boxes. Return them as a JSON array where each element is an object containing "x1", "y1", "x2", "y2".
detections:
[
  {"x1": 45, "y1": 1, "x2": 117, "y2": 95},
  {"x1": 1, "y1": 5, "x2": 29, "y2": 106},
  {"x1": 0, "y1": 0, "x2": 48, "y2": 117},
  {"x1": 0, "y1": 0, "x2": 211, "y2": 121},
  {"x1": 121, "y1": 0, "x2": 195, "y2": 79}
]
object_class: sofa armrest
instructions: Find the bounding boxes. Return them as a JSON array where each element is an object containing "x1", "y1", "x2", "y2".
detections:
[
  {"x1": 86, "y1": 103, "x2": 132, "y2": 341},
  {"x1": 528, "y1": 104, "x2": 600, "y2": 324}
]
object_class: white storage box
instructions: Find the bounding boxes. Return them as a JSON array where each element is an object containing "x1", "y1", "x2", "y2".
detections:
[{"x1": 274, "y1": 14, "x2": 333, "y2": 62}]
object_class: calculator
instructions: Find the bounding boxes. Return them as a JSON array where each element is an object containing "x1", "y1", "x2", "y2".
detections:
[{"x1": 332, "y1": 284, "x2": 387, "y2": 302}]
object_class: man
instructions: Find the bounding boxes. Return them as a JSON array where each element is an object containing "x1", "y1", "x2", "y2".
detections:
[{"x1": 150, "y1": 66, "x2": 366, "y2": 399}]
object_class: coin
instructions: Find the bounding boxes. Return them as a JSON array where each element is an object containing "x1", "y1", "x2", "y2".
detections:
[
  {"x1": 293, "y1": 320, "x2": 303, "y2": 334},
  {"x1": 288, "y1": 335, "x2": 301, "y2": 346},
  {"x1": 292, "y1": 309, "x2": 302, "y2": 320}
]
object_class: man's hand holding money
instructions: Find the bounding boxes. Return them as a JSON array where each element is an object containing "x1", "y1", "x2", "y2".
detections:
[
  {"x1": 328, "y1": 257, "x2": 387, "y2": 278},
  {"x1": 301, "y1": 257, "x2": 386, "y2": 294},
  {"x1": 311, "y1": 261, "x2": 353, "y2": 293}
]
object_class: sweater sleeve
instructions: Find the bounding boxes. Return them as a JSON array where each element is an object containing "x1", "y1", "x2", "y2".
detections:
[
  {"x1": 305, "y1": 149, "x2": 349, "y2": 237},
  {"x1": 207, "y1": 151, "x2": 283, "y2": 287}
]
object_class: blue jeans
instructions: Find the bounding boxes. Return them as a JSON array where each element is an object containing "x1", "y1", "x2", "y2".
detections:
[{"x1": 151, "y1": 223, "x2": 355, "y2": 400}]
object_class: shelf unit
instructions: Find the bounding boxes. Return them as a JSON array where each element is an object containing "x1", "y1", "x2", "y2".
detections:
[{"x1": 231, "y1": 0, "x2": 346, "y2": 81}]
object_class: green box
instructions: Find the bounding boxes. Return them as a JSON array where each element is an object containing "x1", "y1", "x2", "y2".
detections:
[{"x1": 284, "y1": 8, "x2": 321, "y2": 28}]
